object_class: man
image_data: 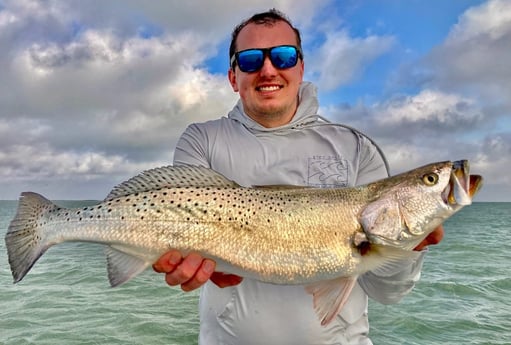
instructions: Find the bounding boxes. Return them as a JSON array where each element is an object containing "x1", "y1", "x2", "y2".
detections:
[{"x1": 153, "y1": 9, "x2": 443, "y2": 344}]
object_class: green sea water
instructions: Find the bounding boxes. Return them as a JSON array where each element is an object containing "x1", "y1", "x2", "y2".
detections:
[{"x1": 1, "y1": 201, "x2": 510, "y2": 345}]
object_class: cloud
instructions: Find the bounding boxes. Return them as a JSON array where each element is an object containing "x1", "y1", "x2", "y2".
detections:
[
  {"x1": 376, "y1": 90, "x2": 484, "y2": 129},
  {"x1": 324, "y1": 86, "x2": 510, "y2": 201},
  {"x1": 325, "y1": 89, "x2": 486, "y2": 165},
  {"x1": 0, "y1": 0, "x2": 245, "y2": 198},
  {"x1": 413, "y1": 0, "x2": 511, "y2": 104},
  {"x1": 307, "y1": 30, "x2": 395, "y2": 90}
]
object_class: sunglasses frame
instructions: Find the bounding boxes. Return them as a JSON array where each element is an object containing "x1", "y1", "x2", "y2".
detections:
[{"x1": 230, "y1": 45, "x2": 303, "y2": 73}]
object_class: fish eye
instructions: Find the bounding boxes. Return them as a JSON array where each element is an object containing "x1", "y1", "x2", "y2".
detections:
[{"x1": 422, "y1": 173, "x2": 439, "y2": 186}]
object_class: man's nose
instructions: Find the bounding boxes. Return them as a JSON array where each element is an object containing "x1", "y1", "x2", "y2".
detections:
[{"x1": 258, "y1": 56, "x2": 278, "y2": 77}]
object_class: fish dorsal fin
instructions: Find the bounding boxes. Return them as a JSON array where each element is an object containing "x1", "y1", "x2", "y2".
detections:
[
  {"x1": 305, "y1": 276, "x2": 358, "y2": 326},
  {"x1": 105, "y1": 165, "x2": 239, "y2": 201}
]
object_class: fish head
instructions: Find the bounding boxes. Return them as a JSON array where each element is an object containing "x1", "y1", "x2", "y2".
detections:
[{"x1": 360, "y1": 160, "x2": 483, "y2": 250}]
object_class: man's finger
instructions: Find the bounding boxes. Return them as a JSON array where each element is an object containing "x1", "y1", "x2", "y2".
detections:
[
  {"x1": 180, "y1": 259, "x2": 216, "y2": 291},
  {"x1": 164, "y1": 252, "x2": 204, "y2": 286},
  {"x1": 153, "y1": 250, "x2": 183, "y2": 273}
]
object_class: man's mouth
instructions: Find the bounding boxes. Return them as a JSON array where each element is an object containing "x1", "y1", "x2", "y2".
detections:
[{"x1": 256, "y1": 85, "x2": 282, "y2": 92}]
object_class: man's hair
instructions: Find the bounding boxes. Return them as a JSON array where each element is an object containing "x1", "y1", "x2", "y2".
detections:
[{"x1": 229, "y1": 9, "x2": 303, "y2": 66}]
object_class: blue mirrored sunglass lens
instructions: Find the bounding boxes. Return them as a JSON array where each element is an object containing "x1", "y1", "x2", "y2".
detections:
[
  {"x1": 270, "y1": 47, "x2": 298, "y2": 68},
  {"x1": 237, "y1": 50, "x2": 264, "y2": 72}
]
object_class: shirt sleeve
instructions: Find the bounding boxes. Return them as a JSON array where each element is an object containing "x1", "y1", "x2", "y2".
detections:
[
  {"x1": 354, "y1": 133, "x2": 427, "y2": 304},
  {"x1": 173, "y1": 123, "x2": 210, "y2": 167},
  {"x1": 354, "y1": 132, "x2": 388, "y2": 186}
]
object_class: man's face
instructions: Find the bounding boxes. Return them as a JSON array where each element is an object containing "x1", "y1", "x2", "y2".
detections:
[{"x1": 228, "y1": 21, "x2": 304, "y2": 128}]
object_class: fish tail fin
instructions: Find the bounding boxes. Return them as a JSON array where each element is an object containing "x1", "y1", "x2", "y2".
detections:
[{"x1": 5, "y1": 192, "x2": 58, "y2": 283}]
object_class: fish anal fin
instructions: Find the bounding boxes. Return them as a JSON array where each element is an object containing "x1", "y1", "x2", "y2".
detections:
[
  {"x1": 105, "y1": 246, "x2": 151, "y2": 287},
  {"x1": 305, "y1": 276, "x2": 358, "y2": 326}
]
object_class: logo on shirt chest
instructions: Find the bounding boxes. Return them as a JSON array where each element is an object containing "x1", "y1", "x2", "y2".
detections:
[{"x1": 307, "y1": 156, "x2": 348, "y2": 187}]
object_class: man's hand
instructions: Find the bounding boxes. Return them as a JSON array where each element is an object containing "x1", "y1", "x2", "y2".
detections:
[
  {"x1": 152, "y1": 250, "x2": 243, "y2": 291},
  {"x1": 414, "y1": 225, "x2": 444, "y2": 251}
]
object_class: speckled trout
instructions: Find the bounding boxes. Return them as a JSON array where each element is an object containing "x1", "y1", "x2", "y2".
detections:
[{"x1": 5, "y1": 160, "x2": 482, "y2": 325}]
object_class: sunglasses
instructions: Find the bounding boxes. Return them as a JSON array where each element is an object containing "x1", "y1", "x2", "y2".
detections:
[{"x1": 230, "y1": 45, "x2": 302, "y2": 73}]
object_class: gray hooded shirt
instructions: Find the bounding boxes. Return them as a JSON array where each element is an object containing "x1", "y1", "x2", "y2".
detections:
[{"x1": 174, "y1": 82, "x2": 425, "y2": 345}]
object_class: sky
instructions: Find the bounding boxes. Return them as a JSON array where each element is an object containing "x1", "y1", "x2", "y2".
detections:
[{"x1": 0, "y1": 0, "x2": 509, "y2": 201}]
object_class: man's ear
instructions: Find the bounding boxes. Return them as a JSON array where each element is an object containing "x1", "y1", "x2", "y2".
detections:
[{"x1": 228, "y1": 68, "x2": 239, "y2": 92}]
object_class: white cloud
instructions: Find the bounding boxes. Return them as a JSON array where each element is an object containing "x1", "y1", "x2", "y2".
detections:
[
  {"x1": 324, "y1": 84, "x2": 509, "y2": 201},
  {"x1": 307, "y1": 30, "x2": 395, "y2": 90},
  {"x1": 0, "y1": 1, "x2": 244, "y2": 199},
  {"x1": 419, "y1": 0, "x2": 511, "y2": 104},
  {"x1": 446, "y1": 0, "x2": 511, "y2": 43},
  {"x1": 376, "y1": 89, "x2": 484, "y2": 128}
]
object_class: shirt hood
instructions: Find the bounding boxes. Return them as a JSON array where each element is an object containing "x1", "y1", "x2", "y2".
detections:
[{"x1": 227, "y1": 81, "x2": 320, "y2": 132}]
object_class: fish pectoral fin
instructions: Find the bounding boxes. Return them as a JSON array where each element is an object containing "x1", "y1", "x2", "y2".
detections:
[
  {"x1": 305, "y1": 276, "x2": 358, "y2": 326},
  {"x1": 105, "y1": 246, "x2": 151, "y2": 287},
  {"x1": 367, "y1": 244, "x2": 422, "y2": 276}
]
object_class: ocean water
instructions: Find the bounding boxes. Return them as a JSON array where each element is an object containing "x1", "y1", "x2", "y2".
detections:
[{"x1": 1, "y1": 201, "x2": 510, "y2": 345}]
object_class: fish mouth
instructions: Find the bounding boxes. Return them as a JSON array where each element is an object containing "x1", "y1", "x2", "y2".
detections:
[{"x1": 442, "y1": 160, "x2": 483, "y2": 206}]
